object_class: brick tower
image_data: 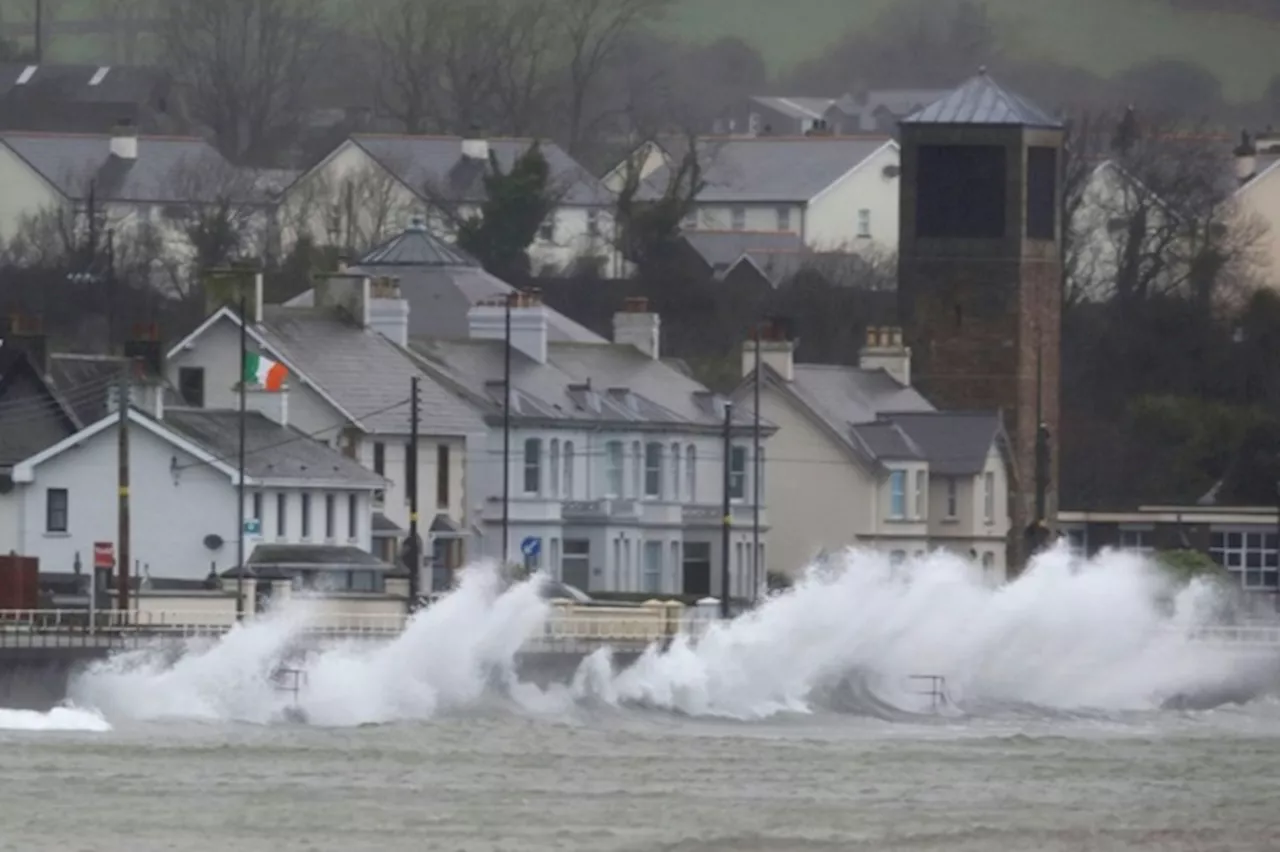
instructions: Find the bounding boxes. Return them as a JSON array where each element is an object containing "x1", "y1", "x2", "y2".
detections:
[{"x1": 896, "y1": 70, "x2": 1064, "y2": 573}]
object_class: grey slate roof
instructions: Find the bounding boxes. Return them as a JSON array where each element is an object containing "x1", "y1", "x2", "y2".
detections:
[
  {"x1": 750, "y1": 96, "x2": 836, "y2": 120},
  {"x1": 790, "y1": 364, "x2": 933, "y2": 427},
  {"x1": 163, "y1": 407, "x2": 386, "y2": 487},
  {"x1": 757, "y1": 362, "x2": 1003, "y2": 473},
  {"x1": 45, "y1": 353, "x2": 181, "y2": 426},
  {"x1": 411, "y1": 338, "x2": 760, "y2": 430},
  {"x1": 0, "y1": 132, "x2": 236, "y2": 202},
  {"x1": 288, "y1": 225, "x2": 603, "y2": 343},
  {"x1": 850, "y1": 420, "x2": 926, "y2": 462},
  {"x1": 902, "y1": 72, "x2": 1063, "y2": 129},
  {"x1": 888, "y1": 411, "x2": 1004, "y2": 475},
  {"x1": 683, "y1": 230, "x2": 804, "y2": 268},
  {"x1": 0, "y1": 348, "x2": 78, "y2": 467},
  {"x1": 254, "y1": 306, "x2": 485, "y2": 436},
  {"x1": 827, "y1": 89, "x2": 949, "y2": 132},
  {"x1": 348, "y1": 135, "x2": 612, "y2": 206},
  {"x1": 642, "y1": 136, "x2": 893, "y2": 203}
]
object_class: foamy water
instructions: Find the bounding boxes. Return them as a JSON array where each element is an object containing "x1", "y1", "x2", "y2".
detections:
[
  {"x1": 57, "y1": 545, "x2": 1279, "y2": 727},
  {"x1": 0, "y1": 706, "x2": 111, "y2": 732}
]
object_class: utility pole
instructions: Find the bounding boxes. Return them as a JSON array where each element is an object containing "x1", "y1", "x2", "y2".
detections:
[
  {"x1": 236, "y1": 294, "x2": 247, "y2": 619},
  {"x1": 751, "y1": 323, "x2": 762, "y2": 605},
  {"x1": 407, "y1": 376, "x2": 421, "y2": 612},
  {"x1": 501, "y1": 292, "x2": 513, "y2": 565},
  {"x1": 1032, "y1": 340, "x2": 1050, "y2": 557},
  {"x1": 116, "y1": 359, "x2": 130, "y2": 615},
  {"x1": 720, "y1": 399, "x2": 733, "y2": 619}
]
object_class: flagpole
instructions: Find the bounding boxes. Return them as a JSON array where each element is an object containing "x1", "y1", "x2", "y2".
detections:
[{"x1": 237, "y1": 293, "x2": 247, "y2": 620}]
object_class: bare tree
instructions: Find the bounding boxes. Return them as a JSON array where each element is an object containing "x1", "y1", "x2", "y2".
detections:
[
  {"x1": 99, "y1": 0, "x2": 156, "y2": 64},
  {"x1": 279, "y1": 157, "x2": 415, "y2": 257},
  {"x1": 553, "y1": 0, "x2": 674, "y2": 156},
  {"x1": 612, "y1": 131, "x2": 707, "y2": 269},
  {"x1": 158, "y1": 0, "x2": 328, "y2": 164}
]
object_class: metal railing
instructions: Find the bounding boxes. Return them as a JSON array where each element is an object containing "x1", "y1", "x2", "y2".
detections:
[
  {"x1": 0, "y1": 610, "x2": 1277, "y2": 649},
  {"x1": 0, "y1": 608, "x2": 713, "y2": 649}
]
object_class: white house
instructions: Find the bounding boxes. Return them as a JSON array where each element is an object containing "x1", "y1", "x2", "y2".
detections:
[
  {"x1": 607, "y1": 135, "x2": 901, "y2": 255},
  {"x1": 0, "y1": 126, "x2": 278, "y2": 275},
  {"x1": 163, "y1": 270, "x2": 487, "y2": 585},
  {"x1": 408, "y1": 295, "x2": 775, "y2": 602},
  {"x1": 732, "y1": 325, "x2": 1011, "y2": 583},
  {"x1": 0, "y1": 402, "x2": 387, "y2": 586},
  {"x1": 277, "y1": 134, "x2": 620, "y2": 277}
]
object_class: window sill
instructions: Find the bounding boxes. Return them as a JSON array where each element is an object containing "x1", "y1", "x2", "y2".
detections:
[{"x1": 43, "y1": 532, "x2": 70, "y2": 539}]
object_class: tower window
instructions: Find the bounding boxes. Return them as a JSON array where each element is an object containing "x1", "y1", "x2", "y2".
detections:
[
  {"x1": 1026, "y1": 146, "x2": 1058, "y2": 240},
  {"x1": 915, "y1": 144, "x2": 1006, "y2": 239}
]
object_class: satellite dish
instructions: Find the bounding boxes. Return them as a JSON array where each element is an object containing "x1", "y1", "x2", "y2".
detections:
[
  {"x1": 882, "y1": 164, "x2": 901, "y2": 179},
  {"x1": 203, "y1": 533, "x2": 224, "y2": 551},
  {"x1": 0, "y1": 475, "x2": 12, "y2": 494}
]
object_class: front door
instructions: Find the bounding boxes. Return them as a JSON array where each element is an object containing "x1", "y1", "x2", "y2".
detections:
[{"x1": 562, "y1": 539, "x2": 591, "y2": 591}]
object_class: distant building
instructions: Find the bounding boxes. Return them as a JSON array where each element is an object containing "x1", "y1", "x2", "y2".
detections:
[
  {"x1": 277, "y1": 134, "x2": 620, "y2": 277},
  {"x1": 712, "y1": 90, "x2": 947, "y2": 137},
  {"x1": 0, "y1": 63, "x2": 190, "y2": 135}
]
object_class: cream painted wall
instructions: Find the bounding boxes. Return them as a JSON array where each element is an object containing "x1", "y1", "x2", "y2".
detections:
[
  {"x1": 748, "y1": 383, "x2": 873, "y2": 576},
  {"x1": 691, "y1": 204, "x2": 804, "y2": 235}
]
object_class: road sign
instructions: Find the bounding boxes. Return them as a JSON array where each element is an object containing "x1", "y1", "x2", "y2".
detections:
[
  {"x1": 243, "y1": 519, "x2": 262, "y2": 536},
  {"x1": 520, "y1": 536, "x2": 542, "y2": 558},
  {"x1": 93, "y1": 542, "x2": 114, "y2": 569}
]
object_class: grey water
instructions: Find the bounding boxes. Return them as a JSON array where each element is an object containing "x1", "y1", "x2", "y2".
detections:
[{"x1": 4, "y1": 705, "x2": 1280, "y2": 852}]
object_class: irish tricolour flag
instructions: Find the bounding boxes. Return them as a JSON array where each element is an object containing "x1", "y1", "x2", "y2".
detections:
[{"x1": 243, "y1": 352, "x2": 288, "y2": 391}]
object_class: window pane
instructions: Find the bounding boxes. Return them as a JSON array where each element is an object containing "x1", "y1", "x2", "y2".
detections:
[{"x1": 523, "y1": 438, "x2": 541, "y2": 494}]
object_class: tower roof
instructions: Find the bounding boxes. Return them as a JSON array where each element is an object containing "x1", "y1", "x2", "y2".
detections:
[
  {"x1": 357, "y1": 215, "x2": 479, "y2": 268},
  {"x1": 902, "y1": 69, "x2": 1062, "y2": 129}
]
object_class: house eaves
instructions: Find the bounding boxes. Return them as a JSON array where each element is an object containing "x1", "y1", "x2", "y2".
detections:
[
  {"x1": 0, "y1": 137, "x2": 70, "y2": 201},
  {"x1": 165, "y1": 306, "x2": 367, "y2": 431},
  {"x1": 12, "y1": 407, "x2": 242, "y2": 484},
  {"x1": 730, "y1": 362, "x2": 877, "y2": 473},
  {"x1": 805, "y1": 138, "x2": 898, "y2": 206}
]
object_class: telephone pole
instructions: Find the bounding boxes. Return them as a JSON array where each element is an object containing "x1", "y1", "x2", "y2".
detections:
[
  {"x1": 720, "y1": 399, "x2": 733, "y2": 619},
  {"x1": 236, "y1": 295, "x2": 247, "y2": 619},
  {"x1": 33, "y1": 0, "x2": 43, "y2": 64},
  {"x1": 751, "y1": 324, "x2": 762, "y2": 604},
  {"x1": 116, "y1": 359, "x2": 130, "y2": 615},
  {"x1": 407, "y1": 376, "x2": 421, "y2": 611},
  {"x1": 501, "y1": 292, "x2": 513, "y2": 565}
]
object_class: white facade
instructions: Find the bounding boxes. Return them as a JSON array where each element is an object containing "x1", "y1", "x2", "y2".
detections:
[
  {"x1": 686, "y1": 141, "x2": 901, "y2": 253},
  {"x1": 466, "y1": 424, "x2": 766, "y2": 600},
  {"x1": 164, "y1": 312, "x2": 472, "y2": 535},
  {"x1": 0, "y1": 411, "x2": 376, "y2": 582},
  {"x1": 278, "y1": 139, "x2": 619, "y2": 276}
]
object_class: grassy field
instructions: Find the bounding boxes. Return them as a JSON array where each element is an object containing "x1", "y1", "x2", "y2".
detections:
[{"x1": 14, "y1": 0, "x2": 1280, "y2": 102}]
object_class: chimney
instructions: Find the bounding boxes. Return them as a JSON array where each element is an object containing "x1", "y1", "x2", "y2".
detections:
[
  {"x1": 1235, "y1": 129, "x2": 1258, "y2": 184},
  {"x1": 741, "y1": 319, "x2": 796, "y2": 382},
  {"x1": 246, "y1": 386, "x2": 289, "y2": 428},
  {"x1": 612, "y1": 296, "x2": 660, "y2": 359},
  {"x1": 2, "y1": 314, "x2": 47, "y2": 374},
  {"x1": 368, "y1": 276, "x2": 410, "y2": 347},
  {"x1": 110, "y1": 119, "x2": 138, "y2": 161},
  {"x1": 315, "y1": 272, "x2": 372, "y2": 326},
  {"x1": 467, "y1": 290, "x2": 549, "y2": 364},
  {"x1": 123, "y1": 322, "x2": 163, "y2": 377},
  {"x1": 461, "y1": 130, "x2": 489, "y2": 162},
  {"x1": 859, "y1": 326, "x2": 911, "y2": 386}
]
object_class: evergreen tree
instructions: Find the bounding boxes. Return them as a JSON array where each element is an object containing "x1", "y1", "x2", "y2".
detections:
[{"x1": 456, "y1": 142, "x2": 555, "y2": 281}]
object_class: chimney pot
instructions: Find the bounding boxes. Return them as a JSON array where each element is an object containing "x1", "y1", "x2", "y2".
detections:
[
  {"x1": 859, "y1": 325, "x2": 910, "y2": 386},
  {"x1": 109, "y1": 120, "x2": 138, "y2": 161}
]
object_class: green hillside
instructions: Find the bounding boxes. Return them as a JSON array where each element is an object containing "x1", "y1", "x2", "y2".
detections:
[
  {"x1": 663, "y1": 0, "x2": 1280, "y2": 101},
  {"x1": 17, "y1": 0, "x2": 1280, "y2": 102}
]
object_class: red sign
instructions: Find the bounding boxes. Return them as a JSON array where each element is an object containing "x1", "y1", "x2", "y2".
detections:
[{"x1": 93, "y1": 542, "x2": 114, "y2": 569}]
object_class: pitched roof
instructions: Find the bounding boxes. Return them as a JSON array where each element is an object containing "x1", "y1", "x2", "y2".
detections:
[
  {"x1": 411, "y1": 338, "x2": 761, "y2": 430},
  {"x1": 0, "y1": 64, "x2": 179, "y2": 135},
  {"x1": 885, "y1": 411, "x2": 1005, "y2": 475},
  {"x1": 162, "y1": 408, "x2": 386, "y2": 487},
  {"x1": 749, "y1": 96, "x2": 836, "y2": 120},
  {"x1": 790, "y1": 364, "x2": 933, "y2": 427},
  {"x1": 288, "y1": 224, "x2": 604, "y2": 343},
  {"x1": 254, "y1": 306, "x2": 485, "y2": 436},
  {"x1": 45, "y1": 353, "x2": 181, "y2": 427},
  {"x1": 348, "y1": 134, "x2": 611, "y2": 206},
  {"x1": 0, "y1": 132, "x2": 235, "y2": 202},
  {"x1": 683, "y1": 230, "x2": 805, "y2": 268},
  {"x1": 902, "y1": 72, "x2": 1063, "y2": 129},
  {"x1": 828, "y1": 89, "x2": 950, "y2": 131},
  {"x1": 850, "y1": 420, "x2": 926, "y2": 462},
  {"x1": 642, "y1": 136, "x2": 894, "y2": 203},
  {"x1": 0, "y1": 347, "x2": 79, "y2": 467}
]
